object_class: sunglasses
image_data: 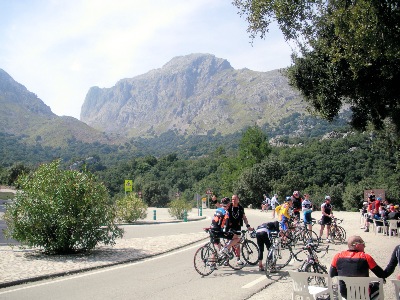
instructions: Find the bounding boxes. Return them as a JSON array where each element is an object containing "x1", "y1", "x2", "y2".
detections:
[{"x1": 353, "y1": 242, "x2": 365, "y2": 246}]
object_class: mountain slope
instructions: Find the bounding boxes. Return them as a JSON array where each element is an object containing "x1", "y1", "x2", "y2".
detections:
[
  {"x1": 81, "y1": 53, "x2": 305, "y2": 137},
  {"x1": 0, "y1": 69, "x2": 119, "y2": 147}
]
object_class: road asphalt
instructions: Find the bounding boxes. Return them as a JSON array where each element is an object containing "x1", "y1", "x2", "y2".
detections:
[{"x1": 0, "y1": 194, "x2": 399, "y2": 299}]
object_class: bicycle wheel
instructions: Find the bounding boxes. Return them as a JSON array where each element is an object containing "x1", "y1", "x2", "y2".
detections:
[
  {"x1": 241, "y1": 240, "x2": 259, "y2": 265},
  {"x1": 265, "y1": 248, "x2": 278, "y2": 276},
  {"x1": 278, "y1": 245, "x2": 296, "y2": 269},
  {"x1": 304, "y1": 263, "x2": 328, "y2": 286},
  {"x1": 302, "y1": 230, "x2": 320, "y2": 246},
  {"x1": 227, "y1": 245, "x2": 246, "y2": 270},
  {"x1": 332, "y1": 226, "x2": 346, "y2": 244},
  {"x1": 193, "y1": 245, "x2": 216, "y2": 276}
]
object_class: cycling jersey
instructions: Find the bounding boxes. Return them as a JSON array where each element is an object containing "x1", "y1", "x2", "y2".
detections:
[{"x1": 330, "y1": 250, "x2": 386, "y2": 298}]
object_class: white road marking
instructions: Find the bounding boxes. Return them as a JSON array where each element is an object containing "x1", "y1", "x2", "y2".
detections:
[
  {"x1": 0, "y1": 242, "x2": 205, "y2": 295},
  {"x1": 242, "y1": 275, "x2": 267, "y2": 288}
]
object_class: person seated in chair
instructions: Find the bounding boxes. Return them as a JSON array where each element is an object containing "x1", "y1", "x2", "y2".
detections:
[{"x1": 329, "y1": 235, "x2": 388, "y2": 299}]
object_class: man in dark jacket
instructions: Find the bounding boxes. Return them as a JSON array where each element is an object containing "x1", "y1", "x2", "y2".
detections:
[{"x1": 330, "y1": 235, "x2": 388, "y2": 299}]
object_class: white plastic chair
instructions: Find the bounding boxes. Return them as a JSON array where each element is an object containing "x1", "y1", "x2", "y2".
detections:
[
  {"x1": 392, "y1": 279, "x2": 400, "y2": 300},
  {"x1": 336, "y1": 276, "x2": 384, "y2": 300},
  {"x1": 288, "y1": 270, "x2": 334, "y2": 300},
  {"x1": 388, "y1": 219, "x2": 400, "y2": 238},
  {"x1": 372, "y1": 219, "x2": 388, "y2": 235}
]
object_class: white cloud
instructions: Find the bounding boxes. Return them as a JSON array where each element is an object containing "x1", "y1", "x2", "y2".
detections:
[{"x1": 0, "y1": 0, "x2": 292, "y2": 119}]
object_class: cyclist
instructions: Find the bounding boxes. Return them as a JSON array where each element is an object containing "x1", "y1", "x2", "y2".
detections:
[
  {"x1": 291, "y1": 191, "x2": 303, "y2": 220},
  {"x1": 210, "y1": 197, "x2": 231, "y2": 251},
  {"x1": 330, "y1": 235, "x2": 388, "y2": 299},
  {"x1": 302, "y1": 193, "x2": 313, "y2": 233},
  {"x1": 222, "y1": 194, "x2": 253, "y2": 265},
  {"x1": 255, "y1": 221, "x2": 280, "y2": 271},
  {"x1": 319, "y1": 195, "x2": 333, "y2": 243}
]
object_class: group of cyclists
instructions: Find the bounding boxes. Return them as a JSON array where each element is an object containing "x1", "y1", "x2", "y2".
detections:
[{"x1": 208, "y1": 191, "x2": 335, "y2": 271}]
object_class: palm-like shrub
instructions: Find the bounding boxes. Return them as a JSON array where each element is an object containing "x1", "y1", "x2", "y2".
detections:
[
  {"x1": 3, "y1": 160, "x2": 123, "y2": 254},
  {"x1": 115, "y1": 193, "x2": 147, "y2": 223}
]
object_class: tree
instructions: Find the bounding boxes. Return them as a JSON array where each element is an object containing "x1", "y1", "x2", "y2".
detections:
[
  {"x1": 234, "y1": 159, "x2": 285, "y2": 207},
  {"x1": 239, "y1": 125, "x2": 271, "y2": 168},
  {"x1": 3, "y1": 160, "x2": 123, "y2": 254},
  {"x1": 233, "y1": 0, "x2": 400, "y2": 134}
]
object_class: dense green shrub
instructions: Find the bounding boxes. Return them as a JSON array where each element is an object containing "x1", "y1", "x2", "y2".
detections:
[
  {"x1": 3, "y1": 160, "x2": 123, "y2": 254},
  {"x1": 115, "y1": 193, "x2": 147, "y2": 223},
  {"x1": 168, "y1": 198, "x2": 192, "y2": 220}
]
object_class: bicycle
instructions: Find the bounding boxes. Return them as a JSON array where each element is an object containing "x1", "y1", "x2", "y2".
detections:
[
  {"x1": 237, "y1": 229, "x2": 259, "y2": 266},
  {"x1": 283, "y1": 218, "x2": 320, "y2": 247},
  {"x1": 193, "y1": 228, "x2": 246, "y2": 276},
  {"x1": 298, "y1": 242, "x2": 330, "y2": 286},
  {"x1": 264, "y1": 231, "x2": 302, "y2": 276},
  {"x1": 329, "y1": 217, "x2": 346, "y2": 244}
]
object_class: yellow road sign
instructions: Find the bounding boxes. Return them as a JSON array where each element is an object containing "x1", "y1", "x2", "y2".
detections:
[{"x1": 124, "y1": 180, "x2": 133, "y2": 192}]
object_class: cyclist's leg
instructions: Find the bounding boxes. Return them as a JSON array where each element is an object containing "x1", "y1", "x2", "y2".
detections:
[{"x1": 256, "y1": 232, "x2": 267, "y2": 269}]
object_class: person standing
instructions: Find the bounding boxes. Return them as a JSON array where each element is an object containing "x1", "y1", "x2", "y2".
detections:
[
  {"x1": 226, "y1": 194, "x2": 253, "y2": 265},
  {"x1": 270, "y1": 194, "x2": 279, "y2": 218},
  {"x1": 291, "y1": 191, "x2": 302, "y2": 220},
  {"x1": 302, "y1": 193, "x2": 313, "y2": 233},
  {"x1": 319, "y1": 195, "x2": 333, "y2": 243}
]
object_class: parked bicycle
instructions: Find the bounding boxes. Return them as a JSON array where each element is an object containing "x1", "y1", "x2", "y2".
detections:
[
  {"x1": 283, "y1": 218, "x2": 320, "y2": 248},
  {"x1": 298, "y1": 242, "x2": 330, "y2": 286},
  {"x1": 329, "y1": 217, "x2": 346, "y2": 244},
  {"x1": 264, "y1": 231, "x2": 302, "y2": 276}
]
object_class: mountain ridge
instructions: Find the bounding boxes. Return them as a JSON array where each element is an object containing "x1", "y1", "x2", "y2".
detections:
[{"x1": 80, "y1": 53, "x2": 305, "y2": 138}]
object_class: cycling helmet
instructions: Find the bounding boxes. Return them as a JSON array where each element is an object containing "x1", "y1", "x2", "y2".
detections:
[
  {"x1": 325, "y1": 195, "x2": 331, "y2": 200},
  {"x1": 250, "y1": 230, "x2": 256, "y2": 239},
  {"x1": 284, "y1": 196, "x2": 291, "y2": 202},
  {"x1": 221, "y1": 197, "x2": 230, "y2": 206}
]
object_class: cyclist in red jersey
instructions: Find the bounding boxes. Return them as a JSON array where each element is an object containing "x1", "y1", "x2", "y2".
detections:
[{"x1": 330, "y1": 235, "x2": 388, "y2": 299}]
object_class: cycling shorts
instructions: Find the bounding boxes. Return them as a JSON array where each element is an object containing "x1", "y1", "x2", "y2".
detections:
[
  {"x1": 280, "y1": 216, "x2": 289, "y2": 230},
  {"x1": 210, "y1": 229, "x2": 233, "y2": 244},
  {"x1": 320, "y1": 216, "x2": 332, "y2": 226},
  {"x1": 303, "y1": 212, "x2": 312, "y2": 224}
]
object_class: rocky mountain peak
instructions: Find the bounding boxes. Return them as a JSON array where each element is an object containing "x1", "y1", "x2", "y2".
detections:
[{"x1": 80, "y1": 53, "x2": 304, "y2": 137}]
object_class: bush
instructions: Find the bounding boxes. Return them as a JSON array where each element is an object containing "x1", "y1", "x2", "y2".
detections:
[
  {"x1": 168, "y1": 198, "x2": 192, "y2": 220},
  {"x1": 3, "y1": 160, "x2": 123, "y2": 254},
  {"x1": 115, "y1": 193, "x2": 147, "y2": 223}
]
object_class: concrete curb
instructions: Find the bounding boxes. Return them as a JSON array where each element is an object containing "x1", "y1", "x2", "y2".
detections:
[
  {"x1": 0, "y1": 236, "x2": 209, "y2": 289},
  {"x1": 0, "y1": 217, "x2": 209, "y2": 289}
]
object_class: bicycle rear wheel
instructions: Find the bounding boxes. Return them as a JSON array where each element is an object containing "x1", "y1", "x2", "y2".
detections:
[
  {"x1": 265, "y1": 248, "x2": 278, "y2": 276},
  {"x1": 241, "y1": 240, "x2": 259, "y2": 265},
  {"x1": 331, "y1": 226, "x2": 346, "y2": 244},
  {"x1": 304, "y1": 262, "x2": 328, "y2": 286},
  {"x1": 302, "y1": 230, "x2": 320, "y2": 246},
  {"x1": 193, "y1": 245, "x2": 216, "y2": 276}
]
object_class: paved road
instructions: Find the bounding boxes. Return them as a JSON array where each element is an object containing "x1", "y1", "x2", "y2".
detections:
[{"x1": 0, "y1": 241, "x2": 276, "y2": 300}]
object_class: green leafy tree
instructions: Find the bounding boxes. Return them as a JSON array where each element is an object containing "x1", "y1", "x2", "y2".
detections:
[
  {"x1": 239, "y1": 125, "x2": 271, "y2": 168},
  {"x1": 115, "y1": 192, "x2": 148, "y2": 223},
  {"x1": 3, "y1": 160, "x2": 123, "y2": 254},
  {"x1": 168, "y1": 198, "x2": 192, "y2": 220},
  {"x1": 234, "y1": 0, "x2": 400, "y2": 134},
  {"x1": 234, "y1": 159, "x2": 285, "y2": 207}
]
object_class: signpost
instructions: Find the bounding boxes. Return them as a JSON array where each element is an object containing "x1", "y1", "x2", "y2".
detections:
[{"x1": 206, "y1": 188, "x2": 212, "y2": 209}]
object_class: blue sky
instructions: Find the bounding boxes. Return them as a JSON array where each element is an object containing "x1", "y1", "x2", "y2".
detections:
[{"x1": 0, "y1": 0, "x2": 292, "y2": 119}]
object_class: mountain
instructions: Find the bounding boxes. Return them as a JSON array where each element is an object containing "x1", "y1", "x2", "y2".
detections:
[
  {"x1": 81, "y1": 53, "x2": 306, "y2": 137},
  {"x1": 0, "y1": 69, "x2": 119, "y2": 147}
]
